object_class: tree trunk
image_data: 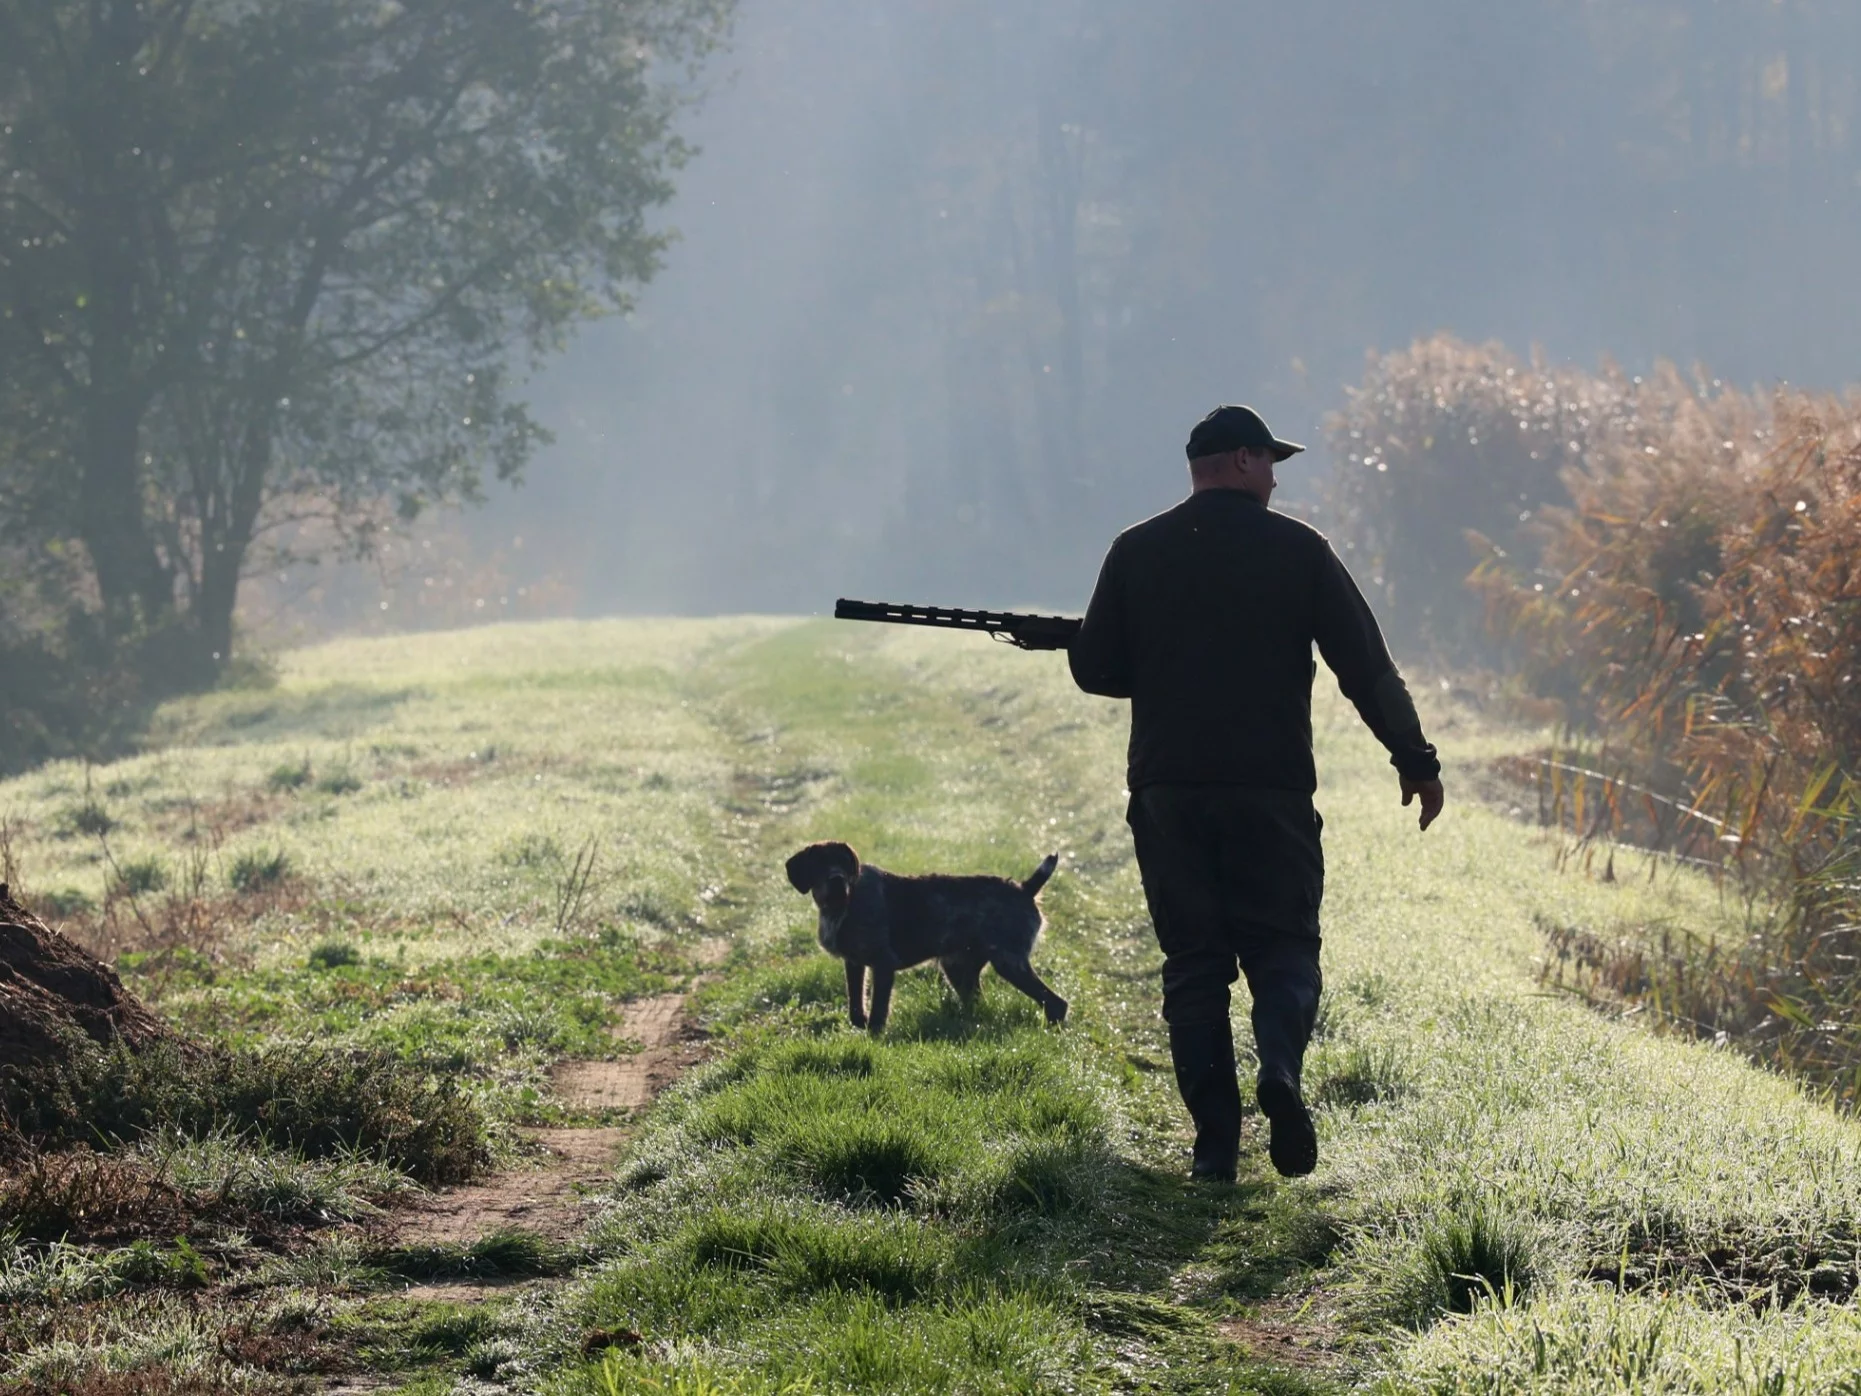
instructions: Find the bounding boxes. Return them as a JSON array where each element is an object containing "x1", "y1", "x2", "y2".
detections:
[
  {"x1": 71, "y1": 5, "x2": 172, "y2": 638},
  {"x1": 192, "y1": 409, "x2": 275, "y2": 675},
  {"x1": 77, "y1": 381, "x2": 170, "y2": 636}
]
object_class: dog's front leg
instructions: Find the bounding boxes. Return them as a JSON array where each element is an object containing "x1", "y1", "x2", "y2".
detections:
[
  {"x1": 844, "y1": 959, "x2": 869, "y2": 1029},
  {"x1": 866, "y1": 964, "x2": 897, "y2": 1035},
  {"x1": 991, "y1": 955, "x2": 1070, "y2": 1026}
]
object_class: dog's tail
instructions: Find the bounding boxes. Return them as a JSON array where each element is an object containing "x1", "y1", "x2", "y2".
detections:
[{"x1": 1021, "y1": 852, "x2": 1059, "y2": 897}]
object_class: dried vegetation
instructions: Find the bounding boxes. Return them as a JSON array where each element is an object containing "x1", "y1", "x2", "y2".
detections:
[{"x1": 1332, "y1": 334, "x2": 1861, "y2": 1101}]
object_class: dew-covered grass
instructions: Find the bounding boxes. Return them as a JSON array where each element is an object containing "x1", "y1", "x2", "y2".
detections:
[{"x1": 5, "y1": 616, "x2": 1861, "y2": 1392}]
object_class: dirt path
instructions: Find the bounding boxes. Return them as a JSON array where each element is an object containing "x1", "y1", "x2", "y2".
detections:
[
  {"x1": 388, "y1": 978, "x2": 716, "y2": 1253},
  {"x1": 549, "y1": 991, "x2": 706, "y2": 1113},
  {"x1": 1216, "y1": 1288, "x2": 1353, "y2": 1376}
]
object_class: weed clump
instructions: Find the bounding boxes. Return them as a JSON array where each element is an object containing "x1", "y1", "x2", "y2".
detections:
[
  {"x1": 265, "y1": 758, "x2": 312, "y2": 792},
  {"x1": 305, "y1": 939, "x2": 359, "y2": 970},
  {"x1": 37, "y1": 888, "x2": 95, "y2": 918},
  {"x1": 229, "y1": 847, "x2": 291, "y2": 893},
  {"x1": 110, "y1": 857, "x2": 168, "y2": 898},
  {"x1": 59, "y1": 801, "x2": 116, "y2": 838},
  {"x1": 498, "y1": 832, "x2": 563, "y2": 869},
  {"x1": 0, "y1": 1151, "x2": 190, "y2": 1242},
  {"x1": 314, "y1": 767, "x2": 362, "y2": 796}
]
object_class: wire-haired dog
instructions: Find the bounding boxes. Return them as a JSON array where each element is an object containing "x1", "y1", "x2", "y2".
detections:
[{"x1": 783, "y1": 842, "x2": 1069, "y2": 1034}]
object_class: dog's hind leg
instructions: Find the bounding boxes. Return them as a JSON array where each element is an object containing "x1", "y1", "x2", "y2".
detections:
[
  {"x1": 866, "y1": 965, "x2": 897, "y2": 1035},
  {"x1": 940, "y1": 954, "x2": 984, "y2": 1008},
  {"x1": 990, "y1": 955, "x2": 1069, "y2": 1025},
  {"x1": 845, "y1": 960, "x2": 869, "y2": 1029}
]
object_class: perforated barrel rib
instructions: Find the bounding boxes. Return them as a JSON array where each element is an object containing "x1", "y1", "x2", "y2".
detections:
[{"x1": 833, "y1": 599, "x2": 1080, "y2": 650}]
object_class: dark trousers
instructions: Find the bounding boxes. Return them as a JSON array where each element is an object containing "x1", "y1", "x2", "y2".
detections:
[{"x1": 1127, "y1": 784, "x2": 1324, "y2": 1085}]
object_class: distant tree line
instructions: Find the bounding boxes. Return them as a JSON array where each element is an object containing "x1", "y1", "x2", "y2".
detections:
[{"x1": 0, "y1": 0, "x2": 728, "y2": 769}]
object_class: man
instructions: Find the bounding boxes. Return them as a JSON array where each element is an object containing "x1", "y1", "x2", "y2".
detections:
[{"x1": 1068, "y1": 404, "x2": 1444, "y2": 1181}]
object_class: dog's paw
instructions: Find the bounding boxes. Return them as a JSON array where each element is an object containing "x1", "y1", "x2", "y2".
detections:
[{"x1": 1044, "y1": 996, "x2": 1069, "y2": 1026}]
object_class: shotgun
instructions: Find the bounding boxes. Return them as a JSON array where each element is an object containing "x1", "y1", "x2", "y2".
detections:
[{"x1": 833, "y1": 598, "x2": 1080, "y2": 652}]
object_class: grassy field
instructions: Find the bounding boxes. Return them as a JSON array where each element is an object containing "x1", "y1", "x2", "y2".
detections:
[{"x1": 4, "y1": 617, "x2": 1861, "y2": 1394}]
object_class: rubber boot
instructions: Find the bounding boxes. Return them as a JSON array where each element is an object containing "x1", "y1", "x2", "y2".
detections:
[
  {"x1": 1255, "y1": 1069, "x2": 1317, "y2": 1177},
  {"x1": 1168, "y1": 1020, "x2": 1242, "y2": 1182},
  {"x1": 1249, "y1": 963, "x2": 1321, "y2": 1178}
]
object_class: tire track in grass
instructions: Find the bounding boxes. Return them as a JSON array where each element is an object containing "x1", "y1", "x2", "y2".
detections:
[
  {"x1": 514, "y1": 625, "x2": 1354, "y2": 1395},
  {"x1": 395, "y1": 982, "x2": 719, "y2": 1253},
  {"x1": 385, "y1": 646, "x2": 833, "y2": 1268}
]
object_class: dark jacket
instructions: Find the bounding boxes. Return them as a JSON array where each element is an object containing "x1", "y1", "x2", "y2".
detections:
[{"x1": 1068, "y1": 489, "x2": 1439, "y2": 794}]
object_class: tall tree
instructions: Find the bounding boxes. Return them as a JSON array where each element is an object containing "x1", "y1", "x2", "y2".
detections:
[{"x1": 0, "y1": 0, "x2": 727, "y2": 678}]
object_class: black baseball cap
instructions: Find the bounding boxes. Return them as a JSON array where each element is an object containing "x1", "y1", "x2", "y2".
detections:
[{"x1": 1185, "y1": 405, "x2": 1305, "y2": 462}]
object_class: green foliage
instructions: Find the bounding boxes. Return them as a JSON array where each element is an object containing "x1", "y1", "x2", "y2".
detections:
[
  {"x1": 0, "y1": 0, "x2": 733, "y2": 698},
  {"x1": 107, "y1": 1238, "x2": 209, "y2": 1290},
  {"x1": 0, "y1": 618, "x2": 147, "y2": 779}
]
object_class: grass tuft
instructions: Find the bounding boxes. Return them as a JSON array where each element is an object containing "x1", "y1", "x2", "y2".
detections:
[
  {"x1": 229, "y1": 846, "x2": 292, "y2": 893},
  {"x1": 783, "y1": 1117, "x2": 946, "y2": 1206},
  {"x1": 305, "y1": 939, "x2": 359, "y2": 970},
  {"x1": 1, "y1": 1041, "x2": 490, "y2": 1185},
  {"x1": 265, "y1": 758, "x2": 313, "y2": 792},
  {"x1": 1310, "y1": 1040, "x2": 1410, "y2": 1108},
  {"x1": 110, "y1": 856, "x2": 168, "y2": 898},
  {"x1": 383, "y1": 1227, "x2": 572, "y2": 1281},
  {"x1": 59, "y1": 800, "x2": 116, "y2": 837},
  {"x1": 313, "y1": 766, "x2": 363, "y2": 796},
  {"x1": 1389, "y1": 1202, "x2": 1539, "y2": 1325},
  {"x1": 991, "y1": 1137, "x2": 1093, "y2": 1216}
]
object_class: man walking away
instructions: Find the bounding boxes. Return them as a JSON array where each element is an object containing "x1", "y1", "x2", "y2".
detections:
[{"x1": 1069, "y1": 405, "x2": 1444, "y2": 1181}]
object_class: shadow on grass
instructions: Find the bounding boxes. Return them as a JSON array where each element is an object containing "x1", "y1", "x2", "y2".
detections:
[{"x1": 150, "y1": 683, "x2": 422, "y2": 746}]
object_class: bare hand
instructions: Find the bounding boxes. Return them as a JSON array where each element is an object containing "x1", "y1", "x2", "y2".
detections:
[{"x1": 1401, "y1": 777, "x2": 1445, "y2": 831}]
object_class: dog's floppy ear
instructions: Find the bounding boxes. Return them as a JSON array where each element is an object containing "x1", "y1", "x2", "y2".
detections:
[
  {"x1": 784, "y1": 845, "x2": 825, "y2": 894},
  {"x1": 784, "y1": 842, "x2": 860, "y2": 894}
]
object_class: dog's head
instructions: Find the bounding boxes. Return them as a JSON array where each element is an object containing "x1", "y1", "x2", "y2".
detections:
[{"x1": 784, "y1": 841, "x2": 861, "y2": 915}]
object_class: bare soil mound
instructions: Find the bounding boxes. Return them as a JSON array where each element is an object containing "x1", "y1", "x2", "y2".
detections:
[{"x1": 0, "y1": 883, "x2": 172, "y2": 1070}]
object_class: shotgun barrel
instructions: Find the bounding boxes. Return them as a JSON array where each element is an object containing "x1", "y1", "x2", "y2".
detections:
[{"x1": 833, "y1": 598, "x2": 1081, "y2": 651}]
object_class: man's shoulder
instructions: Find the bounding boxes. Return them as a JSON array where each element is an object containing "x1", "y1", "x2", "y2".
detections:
[{"x1": 1115, "y1": 496, "x2": 1331, "y2": 552}]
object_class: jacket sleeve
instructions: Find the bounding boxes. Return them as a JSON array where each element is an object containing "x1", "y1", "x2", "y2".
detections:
[
  {"x1": 1068, "y1": 536, "x2": 1132, "y2": 698},
  {"x1": 1312, "y1": 542, "x2": 1441, "y2": 782}
]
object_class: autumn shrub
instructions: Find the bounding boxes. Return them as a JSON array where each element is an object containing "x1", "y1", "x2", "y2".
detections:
[
  {"x1": 1332, "y1": 336, "x2": 1861, "y2": 1098},
  {"x1": 1484, "y1": 399, "x2": 1861, "y2": 1096},
  {"x1": 1324, "y1": 334, "x2": 1756, "y2": 664}
]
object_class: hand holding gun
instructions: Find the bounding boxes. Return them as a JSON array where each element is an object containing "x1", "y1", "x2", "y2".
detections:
[{"x1": 833, "y1": 599, "x2": 1081, "y2": 652}]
